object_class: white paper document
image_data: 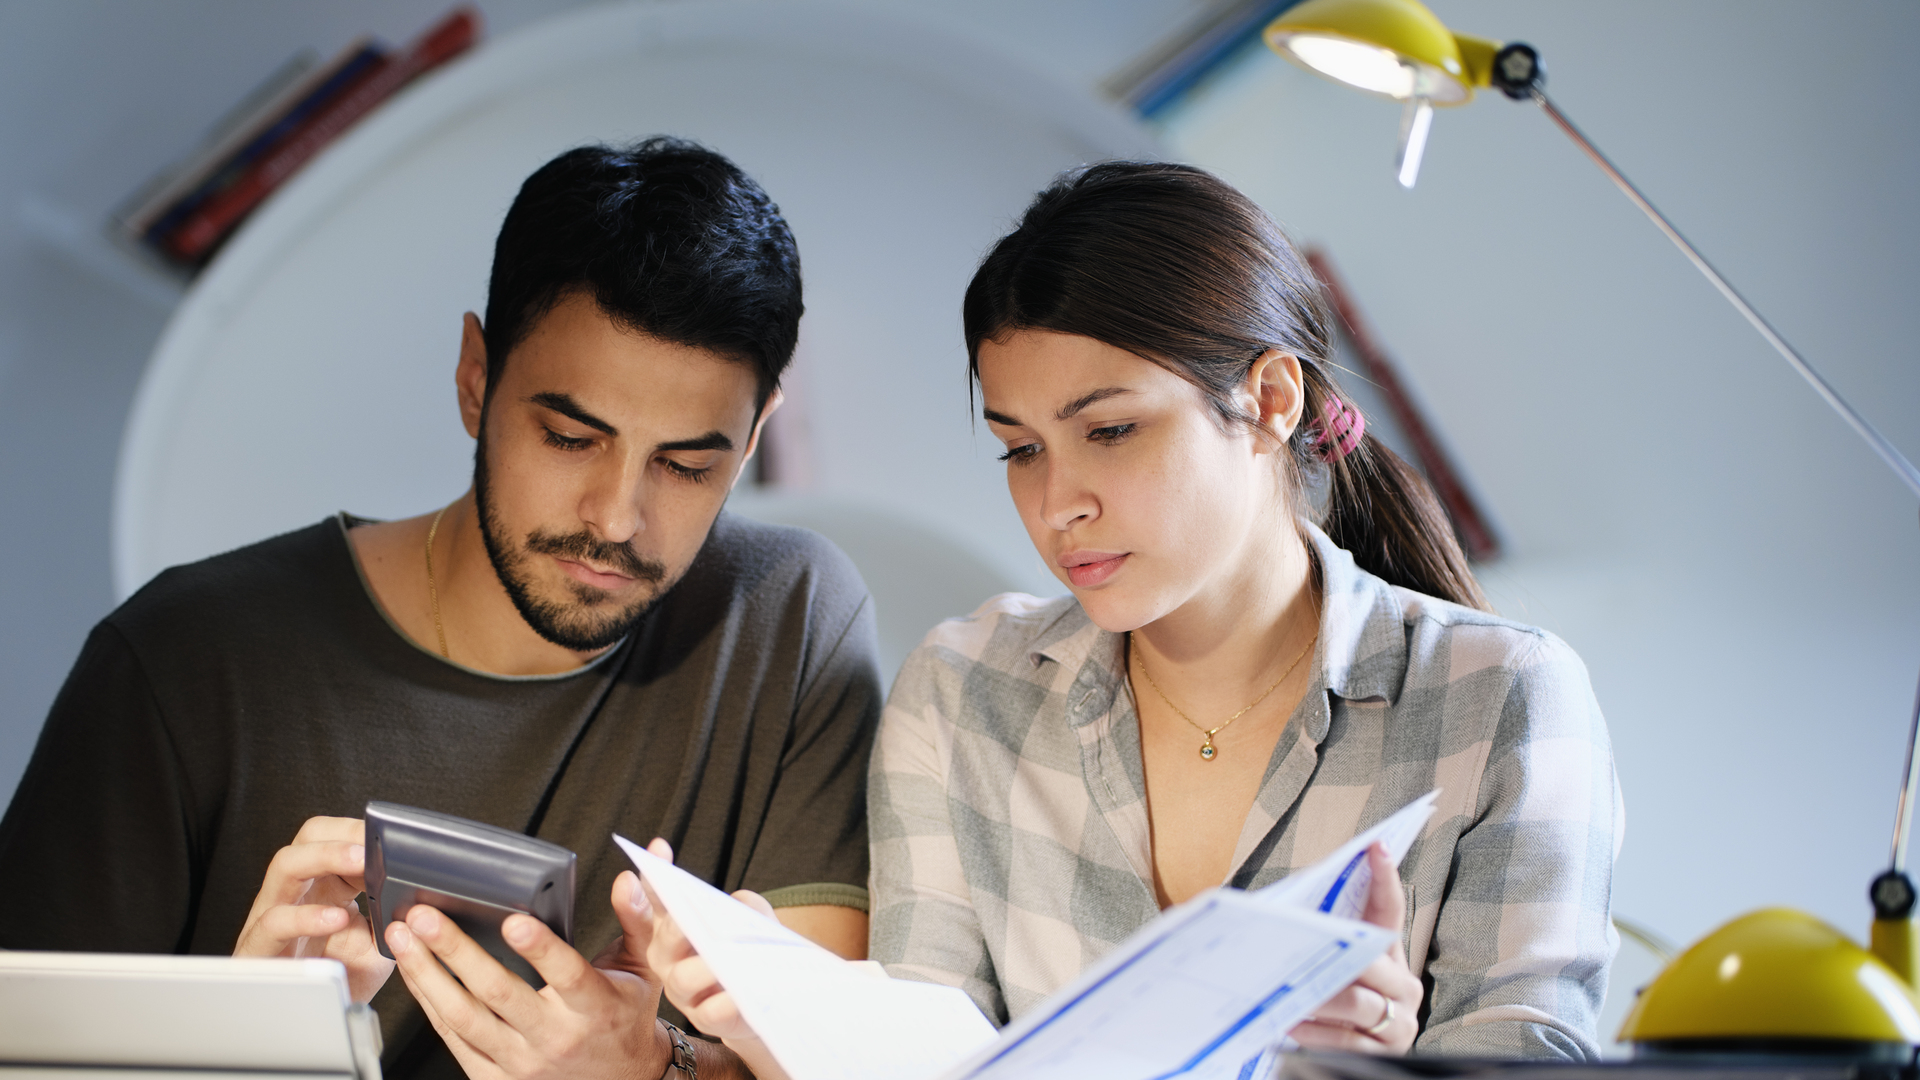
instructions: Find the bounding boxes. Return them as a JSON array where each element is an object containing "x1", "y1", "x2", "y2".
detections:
[{"x1": 614, "y1": 790, "x2": 1439, "y2": 1080}]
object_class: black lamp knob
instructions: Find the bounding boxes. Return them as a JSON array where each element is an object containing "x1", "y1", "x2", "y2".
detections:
[
  {"x1": 1491, "y1": 42, "x2": 1544, "y2": 100},
  {"x1": 1871, "y1": 869, "x2": 1916, "y2": 919}
]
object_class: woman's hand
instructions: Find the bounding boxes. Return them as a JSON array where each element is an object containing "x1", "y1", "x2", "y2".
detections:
[
  {"x1": 1288, "y1": 843, "x2": 1424, "y2": 1054},
  {"x1": 233, "y1": 816, "x2": 394, "y2": 1002},
  {"x1": 642, "y1": 838, "x2": 793, "y2": 1080}
]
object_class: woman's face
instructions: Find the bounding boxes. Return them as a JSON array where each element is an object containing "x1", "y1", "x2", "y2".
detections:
[{"x1": 977, "y1": 329, "x2": 1302, "y2": 633}]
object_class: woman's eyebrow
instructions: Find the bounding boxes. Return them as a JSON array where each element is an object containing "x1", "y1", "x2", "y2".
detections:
[{"x1": 1055, "y1": 386, "x2": 1133, "y2": 421}]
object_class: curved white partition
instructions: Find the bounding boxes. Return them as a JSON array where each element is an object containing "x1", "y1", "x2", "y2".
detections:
[{"x1": 114, "y1": 0, "x2": 1154, "y2": 600}]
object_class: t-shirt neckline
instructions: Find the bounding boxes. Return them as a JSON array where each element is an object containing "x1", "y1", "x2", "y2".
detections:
[{"x1": 333, "y1": 512, "x2": 627, "y2": 683}]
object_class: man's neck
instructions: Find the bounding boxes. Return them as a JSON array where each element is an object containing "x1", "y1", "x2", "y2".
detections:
[{"x1": 348, "y1": 493, "x2": 613, "y2": 677}]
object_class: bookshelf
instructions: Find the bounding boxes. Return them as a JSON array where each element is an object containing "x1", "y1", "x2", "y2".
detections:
[{"x1": 111, "y1": 0, "x2": 1152, "y2": 610}]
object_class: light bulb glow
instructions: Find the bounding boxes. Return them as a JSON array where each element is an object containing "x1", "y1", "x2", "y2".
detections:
[{"x1": 1283, "y1": 34, "x2": 1414, "y2": 99}]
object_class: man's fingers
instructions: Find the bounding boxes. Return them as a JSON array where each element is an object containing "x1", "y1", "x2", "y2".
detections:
[
  {"x1": 400, "y1": 905, "x2": 545, "y2": 1037},
  {"x1": 660, "y1": 951, "x2": 727, "y2": 1013},
  {"x1": 236, "y1": 903, "x2": 353, "y2": 955},
  {"x1": 392, "y1": 954, "x2": 511, "y2": 1080},
  {"x1": 603, "y1": 871, "x2": 656, "y2": 975},
  {"x1": 257, "y1": 841, "x2": 366, "y2": 907},
  {"x1": 499, "y1": 913, "x2": 606, "y2": 1011},
  {"x1": 731, "y1": 889, "x2": 776, "y2": 919},
  {"x1": 292, "y1": 816, "x2": 366, "y2": 846}
]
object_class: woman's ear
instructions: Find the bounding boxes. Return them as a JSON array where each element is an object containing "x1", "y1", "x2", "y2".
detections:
[{"x1": 1245, "y1": 349, "x2": 1305, "y2": 448}]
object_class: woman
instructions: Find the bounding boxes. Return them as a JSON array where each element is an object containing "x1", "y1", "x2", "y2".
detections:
[{"x1": 655, "y1": 162, "x2": 1620, "y2": 1067}]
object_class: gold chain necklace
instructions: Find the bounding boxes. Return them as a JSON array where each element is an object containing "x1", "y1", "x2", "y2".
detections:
[
  {"x1": 425, "y1": 505, "x2": 451, "y2": 659},
  {"x1": 1132, "y1": 630, "x2": 1317, "y2": 761}
]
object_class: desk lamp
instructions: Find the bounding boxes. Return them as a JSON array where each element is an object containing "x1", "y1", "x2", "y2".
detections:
[{"x1": 1262, "y1": 0, "x2": 1920, "y2": 1058}]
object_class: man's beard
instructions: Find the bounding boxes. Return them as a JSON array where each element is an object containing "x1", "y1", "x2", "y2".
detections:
[{"x1": 473, "y1": 438, "x2": 674, "y2": 652}]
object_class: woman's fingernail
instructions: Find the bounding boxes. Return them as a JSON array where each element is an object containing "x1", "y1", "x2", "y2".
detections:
[
  {"x1": 631, "y1": 883, "x2": 652, "y2": 916},
  {"x1": 388, "y1": 923, "x2": 412, "y2": 954},
  {"x1": 347, "y1": 844, "x2": 365, "y2": 869},
  {"x1": 505, "y1": 917, "x2": 534, "y2": 947}
]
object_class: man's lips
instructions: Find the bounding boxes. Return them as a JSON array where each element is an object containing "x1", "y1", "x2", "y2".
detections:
[
  {"x1": 1060, "y1": 551, "x2": 1128, "y2": 588},
  {"x1": 554, "y1": 557, "x2": 638, "y2": 591}
]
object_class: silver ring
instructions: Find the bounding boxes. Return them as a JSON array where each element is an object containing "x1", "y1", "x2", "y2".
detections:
[{"x1": 1363, "y1": 994, "x2": 1395, "y2": 1037}]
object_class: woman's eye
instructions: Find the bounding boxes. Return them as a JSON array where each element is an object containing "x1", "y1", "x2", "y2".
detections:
[
  {"x1": 997, "y1": 443, "x2": 1041, "y2": 465},
  {"x1": 543, "y1": 429, "x2": 594, "y2": 451},
  {"x1": 1088, "y1": 423, "x2": 1136, "y2": 444}
]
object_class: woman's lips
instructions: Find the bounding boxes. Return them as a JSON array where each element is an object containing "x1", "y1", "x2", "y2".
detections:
[{"x1": 1062, "y1": 552, "x2": 1128, "y2": 588}]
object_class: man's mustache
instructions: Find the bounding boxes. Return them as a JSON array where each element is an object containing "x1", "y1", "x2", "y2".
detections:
[{"x1": 524, "y1": 528, "x2": 667, "y2": 584}]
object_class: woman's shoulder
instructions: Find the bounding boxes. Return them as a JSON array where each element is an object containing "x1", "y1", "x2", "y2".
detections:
[{"x1": 911, "y1": 591, "x2": 1085, "y2": 666}]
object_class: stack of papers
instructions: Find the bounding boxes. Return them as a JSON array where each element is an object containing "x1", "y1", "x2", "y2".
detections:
[{"x1": 616, "y1": 790, "x2": 1437, "y2": 1080}]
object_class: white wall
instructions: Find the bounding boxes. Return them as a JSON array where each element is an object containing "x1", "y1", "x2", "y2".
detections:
[
  {"x1": 0, "y1": 0, "x2": 1194, "y2": 804},
  {"x1": 1160, "y1": 0, "x2": 1920, "y2": 950}
]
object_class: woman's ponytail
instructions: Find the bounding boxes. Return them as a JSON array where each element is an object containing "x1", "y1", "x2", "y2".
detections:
[{"x1": 1299, "y1": 374, "x2": 1489, "y2": 611}]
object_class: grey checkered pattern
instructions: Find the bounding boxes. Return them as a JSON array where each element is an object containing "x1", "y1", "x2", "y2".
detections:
[{"x1": 869, "y1": 526, "x2": 1622, "y2": 1060}]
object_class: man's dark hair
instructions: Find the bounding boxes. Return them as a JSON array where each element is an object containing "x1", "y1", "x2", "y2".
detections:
[{"x1": 482, "y1": 138, "x2": 802, "y2": 408}]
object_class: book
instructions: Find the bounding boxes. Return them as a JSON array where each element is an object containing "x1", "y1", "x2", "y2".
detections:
[
  {"x1": 113, "y1": 48, "x2": 321, "y2": 238},
  {"x1": 157, "y1": 6, "x2": 481, "y2": 267},
  {"x1": 617, "y1": 790, "x2": 1439, "y2": 1080},
  {"x1": 135, "y1": 40, "x2": 389, "y2": 249}
]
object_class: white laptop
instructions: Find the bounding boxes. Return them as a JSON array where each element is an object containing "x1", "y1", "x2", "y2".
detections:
[{"x1": 0, "y1": 952, "x2": 381, "y2": 1080}]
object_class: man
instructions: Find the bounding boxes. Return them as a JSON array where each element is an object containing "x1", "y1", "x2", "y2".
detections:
[{"x1": 0, "y1": 139, "x2": 878, "y2": 1080}]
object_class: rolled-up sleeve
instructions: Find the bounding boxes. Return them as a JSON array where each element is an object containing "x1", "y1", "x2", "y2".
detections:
[
  {"x1": 1415, "y1": 633, "x2": 1623, "y2": 1059},
  {"x1": 868, "y1": 640, "x2": 1007, "y2": 1025}
]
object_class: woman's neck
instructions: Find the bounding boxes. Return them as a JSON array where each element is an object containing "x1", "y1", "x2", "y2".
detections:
[{"x1": 1129, "y1": 521, "x2": 1319, "y2": 712}]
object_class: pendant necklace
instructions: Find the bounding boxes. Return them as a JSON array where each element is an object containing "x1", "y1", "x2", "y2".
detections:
[{"x1": 1132, "y1": 630, "x2": 1317, "y2": 761}]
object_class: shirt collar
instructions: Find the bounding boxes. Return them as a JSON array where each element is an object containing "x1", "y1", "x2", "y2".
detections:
[{"x1": 1030, "y1": 521, "x2": 1411, "y2": 728}]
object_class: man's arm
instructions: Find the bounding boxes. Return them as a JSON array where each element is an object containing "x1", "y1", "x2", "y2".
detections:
[{"x1": 0, "y1": 623, "x2": 199, "y2": 952}]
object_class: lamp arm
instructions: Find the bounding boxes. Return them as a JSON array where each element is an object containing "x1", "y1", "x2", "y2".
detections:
[
  {"x1": 1525, "y1": 86, "x2": 1920, "y2": 920},
  {"x1": 1528, "y1": 88, "x2": 1920, "y2": 503}
]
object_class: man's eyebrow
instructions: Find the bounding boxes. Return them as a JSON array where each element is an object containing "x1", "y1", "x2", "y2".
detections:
[
  {"x1": 1056, "y1": 387, "x2": 1133, "y2": 421},
  {"x1": 657, "y1": 431, "x2": 734, "y2": 453},
  {"x1": 528, "y1": 392, "x2": 616, "y2": 436}
]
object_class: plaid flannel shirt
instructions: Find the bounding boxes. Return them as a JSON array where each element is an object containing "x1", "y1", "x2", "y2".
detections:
[{"x1": 869, "y1": 525, "x2": 1622, "y2": 1059}]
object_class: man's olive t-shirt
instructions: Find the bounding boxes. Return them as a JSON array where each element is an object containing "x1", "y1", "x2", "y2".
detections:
[{"x1": 0, "y1": 511, "x2": 881, "y2": 1078}]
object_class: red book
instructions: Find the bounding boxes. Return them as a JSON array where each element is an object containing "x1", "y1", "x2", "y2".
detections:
[{"x1": 164, "y1": 7, "x2": 481, "y2": 265}]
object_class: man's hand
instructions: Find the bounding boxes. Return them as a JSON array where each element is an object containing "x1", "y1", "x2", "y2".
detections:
[
  {"x1": 1289, "y1": 843, "x2": 1424, "y2": 1055},
  {"x1": 642, "y1": 839, "x2": 792, "y2": 1080},
  {"x1": 386, "y1": 849, "x2": 676, "y2": 1080},
  {"x1": 234, "y1": 816, "x2": 393, "y2": 1002}
]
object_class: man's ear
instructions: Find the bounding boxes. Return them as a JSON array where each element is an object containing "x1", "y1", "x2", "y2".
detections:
[
  {"x1": 456, "y1": 313, "x2": 488, "y2": 439},
  {"x1": 734, "y1": 386, "x2": 786, "y2": 489},
  {"x1": 1245, "y1": 349, "x2": 1305, "y2": 451}
]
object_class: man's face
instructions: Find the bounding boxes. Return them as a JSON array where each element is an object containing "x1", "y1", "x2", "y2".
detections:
[{"x1": 465, "y1": 291, "x2": 767, "y2": 651}]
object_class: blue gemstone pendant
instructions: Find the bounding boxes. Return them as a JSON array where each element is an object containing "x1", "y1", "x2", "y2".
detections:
[{"x1": 1199, "y1": 741, "x2": 1217, "y2": 761}]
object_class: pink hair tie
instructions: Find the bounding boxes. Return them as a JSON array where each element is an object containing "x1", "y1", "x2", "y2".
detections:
[{"x1": 1312, "y1": 399, "x2": 1366, "y2": 461}]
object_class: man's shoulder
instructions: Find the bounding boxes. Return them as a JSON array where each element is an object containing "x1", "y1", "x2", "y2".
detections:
[
  {"x1": 693, "y1": 510, "x2": 869, "y2": 608},
  {"x1": 110, "y1": 518, "x2": 351, "y2": 640}
]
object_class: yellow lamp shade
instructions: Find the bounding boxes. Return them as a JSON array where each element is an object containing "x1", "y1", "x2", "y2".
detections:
[
  {"x1": 1263, "y1": 0, "x2": 1500, "y2": 105},
  {"x1": 1620, "y1": 908, "x2": 1920, "y2": 1049}
]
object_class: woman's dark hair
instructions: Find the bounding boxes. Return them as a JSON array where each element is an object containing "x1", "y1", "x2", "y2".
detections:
[
  {"x1": 964, "y1": 161, "x2": 1489, "y2": 611},
  {"x1": 483, "y1": 137, "x2": 802, "y2": 409}
]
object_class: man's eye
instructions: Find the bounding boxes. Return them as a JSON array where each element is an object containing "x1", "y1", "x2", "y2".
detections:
[
  {"x1": 1088, "y1": 423, "x2": 1136, "y2": 444},
  {"x1": 543, "y1": 429, "x2": 594, "y2": 451},
  {"x1": 997, "y1": 443, "x2": 1041, "y2": 465},
  {"x1": 662, "y1": 459, "x2": 713, "y2": 483}
]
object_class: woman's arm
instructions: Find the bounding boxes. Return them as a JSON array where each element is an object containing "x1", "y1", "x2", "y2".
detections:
[{"x1": 1416, "y1": 633, "x2": 1623, "y2": 1059}]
